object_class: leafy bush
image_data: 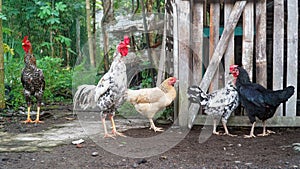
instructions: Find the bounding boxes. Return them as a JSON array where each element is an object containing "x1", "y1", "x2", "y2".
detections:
[{"x1": 5, "y1": 56, "x2": 73, "y2": 110}]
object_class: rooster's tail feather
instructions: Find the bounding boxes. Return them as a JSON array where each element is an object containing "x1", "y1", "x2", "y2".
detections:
[
  {"x1": 73, "y1": 85, "x2": 98, "y2": 111},
  {"x1": 279, "y1": 86, "x2": 295, "y2": 102},
  {"x1": 187, "y1": 86, "x2": 208, "y2": 105}
]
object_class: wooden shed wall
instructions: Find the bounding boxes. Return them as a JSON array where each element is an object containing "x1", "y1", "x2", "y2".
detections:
[{"x1": 172, "y1": 0, "x2": 299, "y2": 127}]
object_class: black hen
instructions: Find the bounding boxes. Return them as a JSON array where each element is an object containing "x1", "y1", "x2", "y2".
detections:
[
  {"x1": 230, "y1": 65, "x2": 294, "y2": 138},
  {"x1": 21, "y1": 36, "x2": 45, "y2": 124}
]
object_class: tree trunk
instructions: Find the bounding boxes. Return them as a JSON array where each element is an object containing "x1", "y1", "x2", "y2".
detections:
[
  {"x1": 76, "y1": 18, "x2": 82, "y2": 60},
  {"x1": 0, "y1": 0, "x2": 5, "y2": 109},
  {"x1": 101, "y1": 0, "x2": 114, "y2": 71},
  {"x1": 86, "y1": 0, "x2": 96, "y2": 67}
]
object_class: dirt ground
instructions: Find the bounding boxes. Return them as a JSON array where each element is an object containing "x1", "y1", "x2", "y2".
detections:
[{"x1": 0, "y1": 105, "x2": 299, "y2": 169}]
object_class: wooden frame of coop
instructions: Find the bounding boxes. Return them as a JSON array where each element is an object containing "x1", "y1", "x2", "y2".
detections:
[{"x1": 167, "y1": 0, "x2": 299, "y2": 127}]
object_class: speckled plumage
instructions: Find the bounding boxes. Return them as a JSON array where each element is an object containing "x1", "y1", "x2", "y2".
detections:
[
  {"x1": 21, "y1": 52, "x2": 45, "y2": 108},
  {"x1": 188, "y1": 81, "x2": 239, "y2": 123}
]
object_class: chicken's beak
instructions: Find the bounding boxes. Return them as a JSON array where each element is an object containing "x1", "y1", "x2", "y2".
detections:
[
  {"x1": 22, "y1": 43, "x2": 25, "y2": 46},
  {"x1": 127, "y1": 45, "x2": 130, "y2": 48}
]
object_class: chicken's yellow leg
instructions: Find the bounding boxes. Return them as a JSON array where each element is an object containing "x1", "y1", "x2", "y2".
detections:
[
  {"x1": 244, "y1": 122, "x2": 256, "y2": 138},
  {"x1": 22, "y1": 106, "x2": 33, "y2": 123},
  {"x1": 110, "y1": 115, "x2": 126, "y2": 137},
  {"x1": 222, "y1": 120, "x2": 237, "y2": 137},
  {"x1": 102, "y1": 117, "x2": 114, "y2": 139},
  {"x1": 33, "y1": 106, "x2": 44, "y2": 123},
  {"x1": 212, "y1": 119, "x2": 220, "y2": 135},
  {"x1": 149, "y1": 119, "x2": 163, "y2": 132}
]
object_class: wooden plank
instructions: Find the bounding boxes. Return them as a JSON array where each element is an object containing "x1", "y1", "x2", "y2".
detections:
[
  {"x1": 156, "y1": 1, "x2": 168, "y2": 86},
  {"x1": 286, "y1": 1, "x2": 298, "y2": 117},
  {"x1": 188, "y1": 1, "x2": 247, "y2": 128},
  {"x1": 224, "y1": 2, "x2": 234, "y2": 83},
  {"x1": 242, "y1": 2, "x2": 254, "y2": 81},
  {"x1": 176, "y1": 0, "x2": 191, "y2": 127},
  {"x1": 191, "y1": 1, "x2": 204, "y2": 85},
  {"x1": 194, "y1": 115, "x2": 300, "y2": 127},
  {"x1": 209, "y1": 2, "x2": 220, "y2": 90},
  {"x1": 172, "y1": 2, "x2": 179, "y2": 124},
  {"x1": 255, "y1": 0, "x2": 267, "y2": 88},
  {"x1": 273, "y1": 0, "x2": 284, "y2": 116}
]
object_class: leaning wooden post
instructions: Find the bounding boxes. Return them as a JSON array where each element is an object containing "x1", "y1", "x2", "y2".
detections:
[
  {"x1": 176, "y1": 0, "x2": 191, "y2": 127},
  {"x1": 255, "y1": 0, "x2": 267, "y2": 88},
  {"x1": 273, "y1": 0, "x2": 284, "y2": 116},
  {"x1": 188, "y1": 1, "x2": 247, "y2": 128},
  {"x1": 286, "y1": 1, "x2": 298, "y2": 117}
]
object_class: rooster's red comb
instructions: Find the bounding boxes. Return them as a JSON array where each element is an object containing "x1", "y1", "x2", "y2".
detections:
[
  {"x1": 22, "y1": 36, "x2": 29, "y2": 43},
  {"x1": 229, "y1": 65, "x2": 239, "y2": 71}
]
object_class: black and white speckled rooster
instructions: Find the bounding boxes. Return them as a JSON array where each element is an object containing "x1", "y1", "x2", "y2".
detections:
[
  {"x1": 74, "y1": 36, "x2": 130, "y2": 138},
  {"x1": 187, "y1": 80, "x2": 239, "y2": 136},
  {"x1": 21, "y1": 36, "x2": 45, "y2": 124}
]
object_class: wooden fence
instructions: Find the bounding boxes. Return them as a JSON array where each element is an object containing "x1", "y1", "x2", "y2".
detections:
[{"x1": 170, "y1": 0, "x2": 299, "y2": 127}]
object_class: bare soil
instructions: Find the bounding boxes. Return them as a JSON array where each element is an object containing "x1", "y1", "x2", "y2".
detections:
[{"x1": 0, "y1": 105, "x2": 299, "y2": 169}]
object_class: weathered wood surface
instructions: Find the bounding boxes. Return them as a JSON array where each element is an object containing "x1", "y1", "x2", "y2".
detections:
[
  {"x1": 188, "y1": 1, "x2": 247, "y2": 128},
  {"x1": 177, "y1": 0, "x2": 191, "y2": 127},
  {"x1": 194, "y1": 115, "x2": 300, "y2": 127},
  {"x1": 172, "y1": 2, "x2": 179, "y2": 124},
  {"x1": 242, "y1": 2, "x2": 254, "y2": 81},
  {"x1": 255, "y1": 0, "x2": 267, "y2": 88},
  {"x1": 286, "y1": 1, "x2": 298, "y2": 117},
  {"x1": 273, "y1": 0, "x2": 284, "y2": 116},
  {"x1": 191, "y1": 0, "x2": 203, "y2": 85},
  {"x1": 224, "y1": 2, "x2": 234, "y2": 83},
  {"x1": 209, "y1": 3, "x2": 220, "y2": 91}
]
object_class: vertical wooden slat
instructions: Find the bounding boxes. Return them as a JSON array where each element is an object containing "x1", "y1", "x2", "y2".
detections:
[
  {"x1": 177, "y1": 0, "x2": 191, "y2": 127},
  {"x1": 172, "y1": 2, "x2": 179, "y2": 124},
  {"x1": 192, "y1": 0, "x2": 204, "y2": 85},
  {"x1": 242, "y1": 2, "x2": 254, "y2": 81},
  {"x1": 286, "y1": 1, "x2": 298, "y2": 116},
  {"x1": 273, "y1": 0, "x2": 284, "y2": 116},
  {"x1": 224, "y1": 2, "x2": 234, "y2": 83},
  {"x1": 209, "y1": 2, "x2": 220, "y2": 90},
  {"x1": 255, "y1": 0, "x2": 267, "y2": 88}
]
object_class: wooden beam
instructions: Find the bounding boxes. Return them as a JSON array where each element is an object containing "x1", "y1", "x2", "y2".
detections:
[
  {"x1": 255, "y1": 0, "x2": 267, "y2": 88},
  {"x1": 177, "y1": 0, "x2": 191, "y2": 127},
  {"x1": 273, "y1": 0, "x2": 284, "y2": 116},
  {"x1": 242, "y1": 2, "x2": 254, "y2": 81},
  {"x1": 172, "y1": 2, "x2": 179, "y2": 124},
  {"x1": 192, "y1": 0, "x2": 204, "y2": 85},
  {"x1": 286, "y1": 1, "x2": 298, "y2": 117},
  {"x1": 194, "y1": 115, "x2": 300, "y2": 127},
  {"x1": 224, "y1": 2, "x2": 234, "y2": 83},
  {"x1": 209, "y1": 2, "x2": 220, "y2": 90},
  {"x1": 188, "y1": 1, "x2": 247, "y2": 128}
]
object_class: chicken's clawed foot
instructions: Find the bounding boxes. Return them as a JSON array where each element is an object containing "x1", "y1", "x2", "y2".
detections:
[
  {"x1": 244, "y1": 134, "x2": 256, "y2": 138},
  {"x1": 223, "y1": 133, "x2": 237, "y2": 137},
  {"x1": 103, "y1": 133, "x2": 116, "y2": 139},
  {"x1": 32, "y1": 119, "x2": 44, "y2": 124},
  {"x1": 112, "y1": 130, "x2": 126, "y2": 137},
  {"x1": 213, "y1": 131, "x2": 221, "y2": 135},
  {"x1": 150, "y1": 126, "x2": 164, "y2": 132},
  {"x1": 257, "y1": 130, "x2": 275, "y2": 137},
  {"x1": 22, "y1": 118, "x2": 33, "y2": 124}
]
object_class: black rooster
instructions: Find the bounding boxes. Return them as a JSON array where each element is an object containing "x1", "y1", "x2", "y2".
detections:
[
  {"x1": 21, "y1": 36, "x2": 45, "y2": 124},
  {"x1": 229, "y1": 65, "x2": 294, "y2": 138}
]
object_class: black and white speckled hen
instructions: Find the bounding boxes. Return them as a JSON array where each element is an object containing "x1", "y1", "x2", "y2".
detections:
[
  {"x1": 187, "y1": 80, "x2": 239, "y2": 136},
  {"x1": 74, "y1": 36, "x2": 130, "y2": 138},
  {"x1": 230, "y1": 65, "x2": 294, "y2": 138},
  {"x1": 21, "y1": 36, "x2": 45, "y2": 124}
]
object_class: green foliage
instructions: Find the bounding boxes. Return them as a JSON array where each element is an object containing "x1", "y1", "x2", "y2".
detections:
[{"x1": 5, "y1": 56, "x2": 73, "y2": 109}]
